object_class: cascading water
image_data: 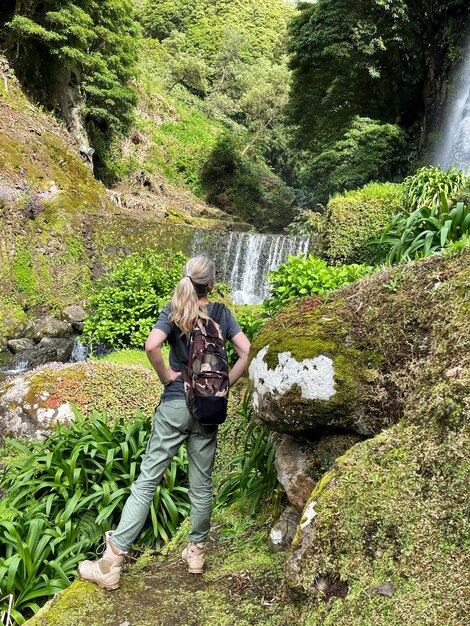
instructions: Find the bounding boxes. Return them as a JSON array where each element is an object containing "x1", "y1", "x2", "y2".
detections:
[
  {"x1": 435, "y1": 38, "x2": 470, "y2": 173},
  {"x1": 192, "y1": 230, "x2": 310, "y2": 304}
]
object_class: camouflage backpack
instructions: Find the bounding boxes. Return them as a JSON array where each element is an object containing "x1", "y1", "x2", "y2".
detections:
[{"x1": 182, "y1": 303, "x2": 230, "y2": 425}]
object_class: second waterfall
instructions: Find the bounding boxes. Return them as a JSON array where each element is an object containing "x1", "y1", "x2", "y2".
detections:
[{"x1": 192, "y1": 230, "x2": 311, "y2": 305}]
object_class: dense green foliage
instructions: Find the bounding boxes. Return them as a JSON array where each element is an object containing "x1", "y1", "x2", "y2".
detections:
[
  {"x1": 288, "y1": 0, "x2": 469, "y2": 202},
  {"x1": 4, "y1": 0, "x2": 139, "y2": 182},
  {"x1": 134, "y1": 1, "x2": 298, "y2": 231},
  {"x1": 0, "y1": 407, "x2": 189, "y2": 623},
  {"x1": 322, "y1": 182, "x2": 403, "y2": 265},
  {"x1": 225, "y1": 308, "x2": 265, "y2": 367},
  {"x1": 402, "y1": 165, "x2": 468, "y2": 210},
  {"x1": 265, "y1": 255, "x2": 373, "y2": 313},
  {"x1": 300, "y1": 118, "x2": 407, "y2": 205},
  {"x1": 376, "y1": 166, "x2": 470, "y2": 263},
  {"x1": 140, "y1": 0, "x2": 292, "y2": 63},
  {"x1": 83, "y1": 250, "x2": 187, "y2": 348},
  {"x1": 201, "y1": 133, "x2": 296, "y2": 231},
  {"x1": 380, "y1": 199, "x2": 470, "y2": 263},
  {"x1": 216, "y1": 393, "x2": 281, "y2": 515}
]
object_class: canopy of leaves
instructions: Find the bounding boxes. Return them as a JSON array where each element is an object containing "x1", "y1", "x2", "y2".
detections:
[
  {"x1": 5, "y1": 0, "x2": 140, "y2": 182},
  {"x1": 300, "y1": 117, "x2": 408, "y2": 205},
  {"x1": 140, "y1": 0, "x2": 293, "y2": 63},
  {"x1": 288, "y1": 0, "x2": 469, "y2": 150}
]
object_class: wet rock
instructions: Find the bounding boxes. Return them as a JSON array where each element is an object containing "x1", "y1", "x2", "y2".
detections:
[
  {"x1": 9, "y1": 347, "x2": 57, "y2": 370},
  {"x1": 273, "y1": 434, "x2": 316, "y2": 511},
  {"x1": 7, "y1": 338, "x2": 35, "y2": 353},
  {"x1": 268, "y1": 506, "x2": 300, "y2": 552},
  {"x1": 38, "y1": 337, "x2": 75, "y2": 362}
]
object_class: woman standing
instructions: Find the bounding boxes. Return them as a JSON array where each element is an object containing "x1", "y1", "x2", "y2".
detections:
[{"x1": 78, "y1": 256, "x2": 251, "y2": 589}]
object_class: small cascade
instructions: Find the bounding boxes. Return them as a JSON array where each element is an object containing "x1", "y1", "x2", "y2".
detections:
[
  {"x1": 70, "y1": 338, "x2": 90, "y2": 362},
  {"x1": 435, "y1": 38, "x2": 470, "y2": 173},
  {"x1": 192, "y1": 230, "x2": 310, "y2": 304}
]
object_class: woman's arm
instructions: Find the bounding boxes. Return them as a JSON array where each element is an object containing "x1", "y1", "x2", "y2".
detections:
[
  {"x1": 228, "y1": 330, "x2": 251, "y2": 386},
  {"x1": 145, "y1": 328, "x2": 181, "y2": 386}
]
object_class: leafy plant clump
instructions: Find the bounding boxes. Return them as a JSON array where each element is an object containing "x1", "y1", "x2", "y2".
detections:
[
  {"x1": 380, "y1": 198, "x2": 470, "y2": 264},
  {"x1": 402, "y1": 165, "x2": 468, "y2": 211},
  {"x1": 265, "y1": 255, "x2": 373, "y2": 313},
  {"x1": 215, "y1": 393, "x2": 281, "y2": 516},
  {"x1": 84, "y1": 250, "x2": 187, "y2": 349},
  {"x1": 226, "y1": 308, "x2": 265, "y2": 368},
  {"x1": 0, "y1": 407, "x2": 189, "y2": 623},
  {"x1": 322, "y1": 182, "x2": 402, "y2": 265}
]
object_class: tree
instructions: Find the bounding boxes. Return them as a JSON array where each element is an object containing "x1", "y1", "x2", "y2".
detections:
[
  {"x1": 300, "y1": 117, "x2": 408, "y2": 204},
  {"x1": 5, "y1": 0, "x2": 140, "y2": 183},
  {"x1": 288, "y1": 0, "x2": 470, "y2": 151}
]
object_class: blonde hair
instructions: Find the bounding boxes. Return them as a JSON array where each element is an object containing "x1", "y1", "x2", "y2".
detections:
[{"x1": 170, "y1": 256, "x2": 216, "y2": 336}]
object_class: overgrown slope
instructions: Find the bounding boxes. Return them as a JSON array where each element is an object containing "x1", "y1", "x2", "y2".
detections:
[{"x1": 0, "y1": 57, "x2": 243, "y2": 346}]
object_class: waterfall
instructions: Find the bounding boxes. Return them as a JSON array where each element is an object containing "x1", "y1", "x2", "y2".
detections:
[
  {"x1": 435, "y1": 38, "x2": 470, "y2": 173},
  {"x1": 192, "y1": 230, "x2": 310, "y2": 304}
]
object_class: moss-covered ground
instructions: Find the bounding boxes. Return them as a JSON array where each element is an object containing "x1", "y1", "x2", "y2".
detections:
[{"x1": 24, "y1": 508, "x2": 291, "y2": 626}]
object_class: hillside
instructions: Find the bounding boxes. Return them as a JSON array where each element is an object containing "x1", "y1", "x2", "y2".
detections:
[{"x1": 0, "y1": 56, "x2": 243, "y2": 346}]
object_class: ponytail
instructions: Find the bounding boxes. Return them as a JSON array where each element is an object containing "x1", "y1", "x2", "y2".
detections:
[{"x1": 170, "y1": 256, "x2": 216, "y2": 336}]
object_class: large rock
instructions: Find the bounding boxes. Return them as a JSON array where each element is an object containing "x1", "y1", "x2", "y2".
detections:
[
  {"x1": 249, "y1": 250, "x2": 470, "y2": 437},
  {"x1": 8, "y1": 347, "x2": 57, "y2": 371},
  {"x1": 278, "y1": 250, "x2": 469, "y2": 625},
  {"x1": 25, "y1": 316, "x2": 73, "y2": 341},
  {"x1": 38, "y1": 337, "x2": 75, "y2": 362},
  {"x1": 0, "y1": 361, "x2": 162, "y2": 439},
  {"x1": 7, "y1": 338, "x2": 34, "y2": 353},
  {"x1": 272, "y1": 433, "x2": 363, "y2": 511},
  {"x1": 272, "y1": 434, "x2": 316, "y2": 511},
  {"x1": 62, "y1": 305, "x2": 88, "y2": 325},
  {"x1": 248, "y1": 301, "x2": 380, "y2": 435}
]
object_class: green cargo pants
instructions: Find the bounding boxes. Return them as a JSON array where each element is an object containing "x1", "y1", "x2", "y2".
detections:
[{"x1": 111, "y1": 399, "x2": 218, "y2": 551}]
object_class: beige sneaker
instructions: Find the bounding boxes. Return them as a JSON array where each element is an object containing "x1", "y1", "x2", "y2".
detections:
[
  {"x1": 181, "y1": 541, "x2": 205, "y2": 574},
  {"x1": 78, "y1": 531, "x2": 127, "y2": 590}
]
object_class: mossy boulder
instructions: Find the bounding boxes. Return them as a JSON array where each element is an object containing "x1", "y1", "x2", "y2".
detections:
[
  {"x1": 287, "y1": 422, "x2": 468, "y2": 626},
  {"x1": 0, "y1": 361, "x2": 162, "y2": 439},
  {"x1": 274, "y1": 249, "x2": 469, "y2": 625},
  {"x1": 249, "y1": 298, "x2": 381, "y2": 436},
  {"x1": 250, "y1": 249, "x2": 470, "y2": 438}
]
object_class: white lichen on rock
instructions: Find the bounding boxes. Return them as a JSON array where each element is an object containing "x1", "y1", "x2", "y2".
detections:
[
  {"x1": 300, "y1": 499, "x2": 318, "y2": 529},
  {"x1": 249, "y1": 345, "x2": 336, "y2": 410}
]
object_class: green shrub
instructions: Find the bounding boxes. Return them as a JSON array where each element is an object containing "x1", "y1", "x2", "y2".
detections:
[
  {"x1": 226, "y1": 307, "x2": 265, "y2": 367},
  {"x1": 402, "y1": 165, "x2": 468, "y2": 211},
  {"x1": 379, "y1": 199, "x2": 470, "y2": 264},
  {"x1": 0, "y1": 407, "x2": 189, "y2": 623},
  {"x1": 299, "y1": 117, "x2": 407, "y2": 205},
  {"x1": 200, "y1": 132, "x2": 296, "y2": 232},
  {"x1": 322, "y1": 182, "x2": 403, "y2": 265},
  {"x1": 265, "y1": 255, "x2": 373, "y2": 313},
  {"x1": 215, "y1": 393, "x2": 281, "y2": 515},
  {"x1": 84, "y1": 250, "x2": 187, "y2": 348}
]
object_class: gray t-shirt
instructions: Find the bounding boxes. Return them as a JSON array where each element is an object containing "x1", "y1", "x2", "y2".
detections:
[{"x1": 153, "y1": 303, "x2": 241, "y2": 401}]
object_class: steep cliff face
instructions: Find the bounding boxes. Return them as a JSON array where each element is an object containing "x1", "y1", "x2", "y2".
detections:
[{"x1": 249, "y1": 249, "x2": 469, "y2": 625}]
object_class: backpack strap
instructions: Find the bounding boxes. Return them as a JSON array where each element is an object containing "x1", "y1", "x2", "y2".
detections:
[{"x1": 210, "y1": 303, "x2": 225, "y2": 327}]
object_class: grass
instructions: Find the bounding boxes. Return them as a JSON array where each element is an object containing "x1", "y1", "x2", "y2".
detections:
[{"x1": 89, "y1": 346, "x2": 169, "y2": 369}]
